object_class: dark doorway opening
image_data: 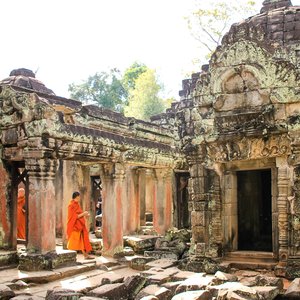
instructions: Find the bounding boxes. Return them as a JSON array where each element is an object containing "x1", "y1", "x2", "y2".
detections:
[
  {"x1": 91, "y1": 176, "x2": 102, "y2": 232},
  {"x1": 175, "y1": 172, "x2": 190, "y2": 229},
  {"x1": 237, "y1": 169, "x2": 272, "y2": 251}
]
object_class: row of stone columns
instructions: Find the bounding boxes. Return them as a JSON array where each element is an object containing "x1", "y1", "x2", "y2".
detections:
[
  {"x1": 100, "y1": 164, "x2": 173, "y2": 256},
  {"x1": 0, "y1": 158, "x2": 174, "y2": 261}
]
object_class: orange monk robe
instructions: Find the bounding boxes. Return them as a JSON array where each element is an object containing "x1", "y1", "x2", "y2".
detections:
[
  {"x1": 67, "y1": 200, "x2": 92, "y2": 253},
  {"x1": 17, "y1": 195, "x2": 26, "y2": 239}
]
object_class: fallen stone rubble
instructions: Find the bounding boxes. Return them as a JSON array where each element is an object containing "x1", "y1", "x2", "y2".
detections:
[{"x1": 0, "y1": 260, "x2": 297, "y2": 300}]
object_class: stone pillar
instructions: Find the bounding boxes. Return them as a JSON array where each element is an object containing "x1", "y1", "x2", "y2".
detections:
[
  {"x1": 0, "y1": 159, "x2": 13, "y2": 249},
  {"x1": 138, "y1": 169, "x2": 146, "y2": 226},
  {"x1": 275, "y1": 157, "x2": 290, "y2": 275},
  {"x1": 62, "y1": 161, "x2": 80, "y2": 248},
  {"x1": 189, "y1": 163, "x2": 207, "y2": 256},
  {"x1": 54, "y1": 160, "x2": 64, "y2": 238},
  {"x1": 153, "y1": 169, "x2": 173, "y2": 235},
  {"x1": 123, "y1": 166, "x2": 139, "y2": 235},
  {"x1": 25, "y1": 158, "x2": 57, "y2": 253},
  {"x1": 145, "y1": 169, "x2": 154, "y2": 217},
  {"x1": 101, "y1": 163, "x2": 125, "y2": 256},
  {"x1": 19, "y1": 158, "x2": 77, "y2": 271},
  {"x1": 223, "y1": 172, "x2": 238, "y2": 251}
]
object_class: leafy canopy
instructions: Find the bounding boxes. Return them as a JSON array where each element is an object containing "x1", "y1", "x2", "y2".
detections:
[
  {"x1": 124, "y1": 68, "x2": 167, "y2": 121},
  {"x1": 68, "y1": 68, "x2": 126, "y2": 111},
  {"x1": 68, "y1": 63, "x2": 171, "y2": 120}
]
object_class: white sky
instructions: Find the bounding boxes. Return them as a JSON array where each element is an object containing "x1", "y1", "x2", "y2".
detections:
[{"x1": 0, "y1": 0, "x2": 299, "y2": 100}]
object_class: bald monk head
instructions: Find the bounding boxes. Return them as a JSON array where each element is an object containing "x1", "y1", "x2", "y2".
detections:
[{"x1": 18, "y1": 188, "x2": 25, "y2": 198}]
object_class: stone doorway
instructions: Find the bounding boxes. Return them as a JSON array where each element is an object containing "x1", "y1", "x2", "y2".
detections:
[{"x1": 237, "y1": 169, "x2": 272, "y2": 252}]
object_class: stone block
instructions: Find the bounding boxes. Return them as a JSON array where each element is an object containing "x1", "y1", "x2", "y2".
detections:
[
  {"x1": 0, "y1": 251, "x2": 18, "y2": 268},
  {"x1": 145, "y1": 259, "x2": 177, "y2": 269},
  {"x1": 99, "y1": 272, "x2": 124, "y2": 285},
  {"x1": 213, "y1": 271, "x2": 238, "y2": 284},
  {"x1": 172, "y1": 271, "x2": 201, "y2": 282},
  {"x1": 252, "y1": 286, "x2": 279, "y2": 299},
  {"x1": 0, "y1": 284, "x2": 15, "y2": 300},
  {"x1": 124, "y1": 236, "x2": 158, "y2": 253},
  {"x1": 88, "y1": 283, "x2": 128, "y2": 300},
  {"x1": 46, "y1": 288, "x2": 82, "y2": 300},
  {"x1": 171, "y1": 290, "x2": 212, "y2": 300},
  {"x1": 175, "y1": 275, "x2": 214, "y2": 294},
  {"x1": 130, "y1": 256, "x2": 155, "y2": 271},
  {"x1": 144, "y1": 251, "x2": 178, "y2": 260},
  {"x1": 124, "y1": 274, "x2": 147, "y2": 299},
  {"x1": 191, "y1": 211, "x2": 205, "y2": 226},
  {"x1": 284, "y1": 278, "x2": 300, "y2": 298},
  {"x1": 135, "y1": 285, "x2": 172, "y2": 300},
  {"x1": 19, "y1": 250, "x2": 77, "y2": 271},
  {"x1": 208, "y1": 282, "x2": 258, "y2": 299},
  {"x1": 10, "y1": 295, "x2": 43, "y2": 300},
  {"x1": 161, "y1": 281, "x2": 183, "y2": 296}
]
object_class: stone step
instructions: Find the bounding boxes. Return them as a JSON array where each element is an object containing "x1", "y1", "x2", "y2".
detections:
[
  {"x1": 225, "y1": 251, "x2": 277, "y2": 265},
  {"x1": 226, "y1": 251, "x2": 275, "y2": 260},
  {"x1": 224, "y1": 260, "x2": 277, "y2": 271}
]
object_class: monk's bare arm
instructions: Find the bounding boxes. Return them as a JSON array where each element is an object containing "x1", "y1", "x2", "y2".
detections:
[{"x1": 77, "y1": 211, "x2": 89, "y2": 219}]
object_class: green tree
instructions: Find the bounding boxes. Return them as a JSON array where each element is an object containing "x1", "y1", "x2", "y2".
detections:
[
  {"x1": 68, "y1": 68, "x2": 126, "y2": 111},
  {"x1": 124, "y1": 69, "x2": 166, "y2": 121},
  {"x1": 187, "y1": 0, "x2": 258, "y2": 61},
  {"x1": 122, "y1": 62, "x2": 147, "y2": 92}
]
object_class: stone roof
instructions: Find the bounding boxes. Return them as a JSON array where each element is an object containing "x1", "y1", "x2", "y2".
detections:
[
  {"x1": 0, "y1": 68, "x2": 55, "y2": 95},
  {"x1": 222, "y1": 1, "x2": 300, "y2": 47}
]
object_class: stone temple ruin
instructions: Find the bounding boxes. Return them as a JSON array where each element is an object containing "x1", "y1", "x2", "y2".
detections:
[{"x1": 1, "y1": 0, "x2": 300, "y2": 281}]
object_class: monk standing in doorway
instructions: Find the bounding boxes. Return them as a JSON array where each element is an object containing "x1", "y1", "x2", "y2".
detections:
[
  {"x1": 17, "y1": 188, "x2": 26, "y2": 239},
  {"x1": 66, "y1": 192, "x2": 93, "y2": 259}
]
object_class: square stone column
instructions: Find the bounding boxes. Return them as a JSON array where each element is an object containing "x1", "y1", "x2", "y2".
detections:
[
  {"x1": 123, "y1": 166, "x2": 139, "y2": 235},
  {"x1": 138, "y1": 169, "x2": 146, "y2": 226},
  {"x1": 25, "y1": 158, "x2": 57, "y2": 253},
  {"x1": 153, "y1": 169, "x2": 173, "y2": 235},
  {"x1": 101, "y1": 163, "x2": 125, "y2": 256},
  {"x1": 19, "y1": 158, "x2": 77, "y2": 271},
  {"x1": 0, "y1": 159, "x2": 14, "y2": 249}
]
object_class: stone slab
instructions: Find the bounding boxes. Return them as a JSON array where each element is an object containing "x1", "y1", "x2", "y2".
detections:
[
  {"x1": 144, "y1": 251, "x2": 179, "y2": 260},
  {"x1": 145, "y1": 259, "x2": 177, "y2": 270}
]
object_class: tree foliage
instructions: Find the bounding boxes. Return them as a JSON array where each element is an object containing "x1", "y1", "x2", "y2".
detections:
[
  {"x1": 187, "y1": 0, "x2": 258, "y2": 61},
  {"x1": 69, "y1": 63, "x2": 170, "y2": 120},
  {"x1": 122, "y1": 62, "x2": 147, "y2": 92},
  {"x1": 68, "y1": 68, "x2": 126, "y2": 111},
  {"x1": 124, "y1": 69, "x2": 166, "y2": 121}
]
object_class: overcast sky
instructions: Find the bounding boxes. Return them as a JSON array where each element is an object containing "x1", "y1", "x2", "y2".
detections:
[{"x1": 1, "y1": 0, "x2": 299, "y2": 100}]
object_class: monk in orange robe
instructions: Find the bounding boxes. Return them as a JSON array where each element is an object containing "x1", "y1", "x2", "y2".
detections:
[
  {"x1": 67, "y1": 191, "x2": 93, "y2": 259},
  {"x1": 17, "y1": 188, "x2": 26, "y2": 239}
]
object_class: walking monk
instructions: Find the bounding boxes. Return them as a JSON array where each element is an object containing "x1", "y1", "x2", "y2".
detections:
[
  {"x1": 17, "y1": 188, "x2": 26, "y2": 239},
  {"x1": 67, "y1": 191, "x2": 93, "y2": 259}
]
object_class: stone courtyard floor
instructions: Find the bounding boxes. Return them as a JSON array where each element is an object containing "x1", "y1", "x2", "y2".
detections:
[{"x1": 0, "y1": 234, "x2": 296, "y2": 299}]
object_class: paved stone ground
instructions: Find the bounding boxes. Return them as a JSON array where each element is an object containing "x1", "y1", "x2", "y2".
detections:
[{"x1": 0, "y1": 235, "x2": 295, "y2": 299}]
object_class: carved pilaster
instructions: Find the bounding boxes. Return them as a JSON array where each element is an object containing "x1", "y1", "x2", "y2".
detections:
[{"x1": 276, "y1": 158, "x2": 290, "y2": 263}]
